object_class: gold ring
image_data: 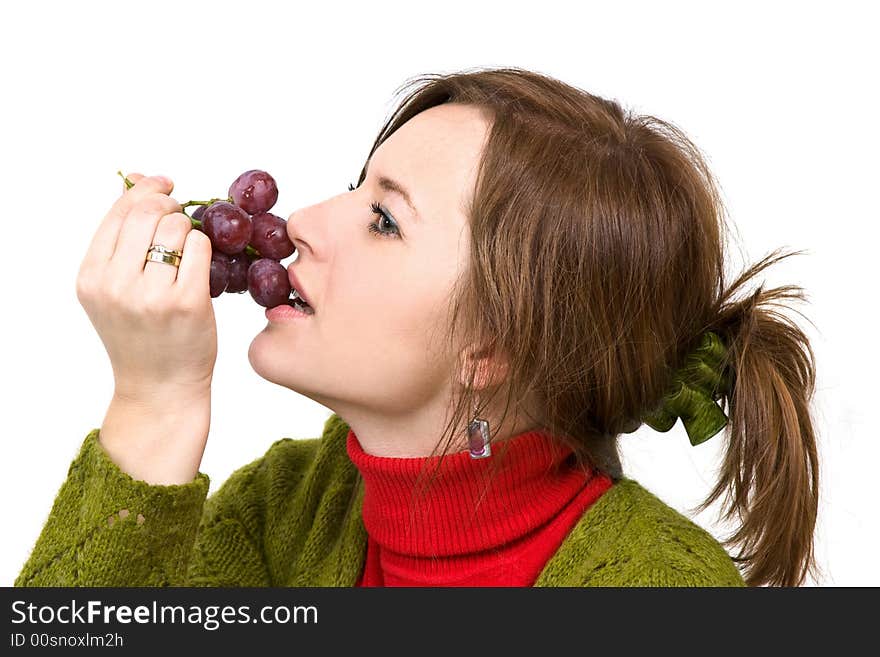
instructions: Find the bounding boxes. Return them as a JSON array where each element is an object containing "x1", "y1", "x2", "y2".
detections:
[
  {"x1": 148, "y1": 244, "x2": 183, "y2": 257},
  {"x1": 145, "y1": 244, "x2": 182, "y2": 267}
]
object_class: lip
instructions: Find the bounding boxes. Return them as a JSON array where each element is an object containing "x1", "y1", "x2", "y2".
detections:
[{"x1": 287, "y1": 267, "x2": 315, "y2": 309}]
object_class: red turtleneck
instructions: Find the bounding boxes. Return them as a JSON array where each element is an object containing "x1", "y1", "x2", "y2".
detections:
[{"x1": 345, "y1": 427, "x2": 615, "y2": 586}]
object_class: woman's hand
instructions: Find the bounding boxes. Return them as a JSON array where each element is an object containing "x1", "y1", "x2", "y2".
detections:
[{"x1": 76, "y1": 173, "x2": 218, "y2": 402}]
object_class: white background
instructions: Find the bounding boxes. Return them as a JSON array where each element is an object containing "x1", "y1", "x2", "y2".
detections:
[{"x1": 1, "y1": 0, "x2": 876, "y2": 586}]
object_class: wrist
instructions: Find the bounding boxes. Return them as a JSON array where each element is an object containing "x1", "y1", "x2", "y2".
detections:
[
  {"x1": 112, "y1": 381, "x2": 212, "y2": 409},
  {"x1": 101, "y1": 389, "x2": 212, "y2": 485}
]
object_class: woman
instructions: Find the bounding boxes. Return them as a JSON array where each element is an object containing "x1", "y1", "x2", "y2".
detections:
[{"x1": 16, "y1": 67, "x2": 819, "y2": 587}]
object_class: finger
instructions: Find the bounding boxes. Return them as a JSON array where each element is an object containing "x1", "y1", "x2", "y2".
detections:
[
  {"x1": 110, "y1": 192, "x2": 182, "y2": 280},
  {"x1": 175, "y1": 227, "x2": 213, "y2": 304},
  {"x1": 143, "y1": 212, "x2": 192, "y2": 288},
  {"x1": 123, "y1": 172, "x2": 146, "y2": 193},
  {"x1": 81, "y1": 175, "x2": 175, "y2": 272}
]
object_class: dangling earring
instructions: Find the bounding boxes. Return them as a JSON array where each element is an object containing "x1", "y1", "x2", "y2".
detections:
[{"x1": 467, "y1": 396, "x2": 492, "y2": 459}]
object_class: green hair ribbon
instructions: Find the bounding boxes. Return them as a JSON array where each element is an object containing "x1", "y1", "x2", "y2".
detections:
[{"x1": 640, "y1": 330, "x2": 733, "y2": 446}]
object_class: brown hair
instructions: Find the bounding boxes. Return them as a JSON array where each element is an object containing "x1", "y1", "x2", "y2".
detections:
[{"x1": 354, "y1": 66, "x2": 820, "y2": 587}]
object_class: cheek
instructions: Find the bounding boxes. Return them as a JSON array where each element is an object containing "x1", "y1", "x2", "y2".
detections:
[
  {"x1": 326, "y1": 242, "x2": 460, "y2": 356},
  {"x1": 395, "y1": 289, "x2": 448, "y2": 339},
  {"x1": 331, "y1": 277, "x2": 450, "y2": 361},
  {"x1": 356, "y1": 288, "x2": 442, "y2": 345}
]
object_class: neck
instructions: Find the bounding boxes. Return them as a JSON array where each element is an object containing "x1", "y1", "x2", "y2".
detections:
[{"x1": 333, "y1": 401, "x2": 539, "y2": 459}]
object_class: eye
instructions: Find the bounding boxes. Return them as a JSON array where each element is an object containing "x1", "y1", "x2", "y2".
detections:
[
  {"x1": 367, "y1": 201, "x2": 401, "y2": 239},
  {"x1": 349, "y1": 181, "x2": 401, "y2": 240}
]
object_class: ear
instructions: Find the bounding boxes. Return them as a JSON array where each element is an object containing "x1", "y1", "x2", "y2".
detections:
[{"x1": 458, "y1": 343, "x2": 510, "y2": 390}]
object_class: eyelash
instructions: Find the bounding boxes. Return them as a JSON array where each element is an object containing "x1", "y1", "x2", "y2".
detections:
[{"x1": 347, "y1": 181, "x2": 401, "y2": 239}]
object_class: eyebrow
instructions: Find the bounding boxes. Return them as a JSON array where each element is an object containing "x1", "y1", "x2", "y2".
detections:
[{"x1": 365, "y1": 156, "x2": 420, "y2": 221}]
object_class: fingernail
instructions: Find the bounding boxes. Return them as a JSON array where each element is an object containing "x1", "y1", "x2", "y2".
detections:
[{"x1": 155, "y1": 175, "x2": 173, "y2": 186}]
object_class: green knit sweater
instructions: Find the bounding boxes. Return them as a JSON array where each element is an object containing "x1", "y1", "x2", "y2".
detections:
[{"x1": 15, "y1": 413, "x2": 745, "y2": 587}]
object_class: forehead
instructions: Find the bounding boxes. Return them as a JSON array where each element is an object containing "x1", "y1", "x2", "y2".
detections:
[{"x1": 369, "y1": 104, "x2": 491, "y2": 219}]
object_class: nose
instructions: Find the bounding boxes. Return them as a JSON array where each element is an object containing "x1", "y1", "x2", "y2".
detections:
[
  {"x1": 286, "y1": 210, "x2": 297, "y2": 242},
  {"x1": 286, "y1": 190, "x2": 345, "y2": 258},
  {"x1": 286, "y1": 209, "x2": 311, "y2": 256}
]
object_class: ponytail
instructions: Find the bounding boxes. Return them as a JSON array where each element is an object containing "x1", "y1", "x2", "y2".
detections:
[{"x1": 694, "y1": 247, "x2": 822, "y2": 586}]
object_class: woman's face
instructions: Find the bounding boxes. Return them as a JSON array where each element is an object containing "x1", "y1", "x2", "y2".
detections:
[{"x1": 248, "y1": 103, "x2": 495, "y2": 454}]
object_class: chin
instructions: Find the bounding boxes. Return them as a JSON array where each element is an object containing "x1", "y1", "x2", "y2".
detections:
[{"x1": 247, "y1": 333, "x2": 299, "y2": 387}]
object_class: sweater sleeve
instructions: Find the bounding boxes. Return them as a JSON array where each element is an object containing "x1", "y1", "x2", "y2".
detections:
[{"x1": 15, "y1": 429, "x2": 270, "y2": 587}]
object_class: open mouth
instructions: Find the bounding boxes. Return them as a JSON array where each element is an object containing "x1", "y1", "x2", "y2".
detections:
[{"x1": 288, "y1": 290, "x2": 315, "y2": 315}]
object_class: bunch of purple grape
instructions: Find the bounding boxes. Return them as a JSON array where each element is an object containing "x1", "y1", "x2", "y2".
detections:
[
  {"x1": 120, "y1": 169, "x2": 309, "y2": 312},
  {"x1": 192, "y1": 169, "x2": 296, "y2": 308},
  {"x1": 195, "y1": 169, "x2": 301, "y2": 309}
]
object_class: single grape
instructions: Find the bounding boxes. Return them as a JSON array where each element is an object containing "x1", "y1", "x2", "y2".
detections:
[
  {"x1": 210, "y1": 251, "x2": 231, "y2": 298},
  {"x1": 202, "y1": 201, "x2": 253, "y2": 254},
  {"x1": 247, "y1": 258, "x2": 291, "y2": 308},
  {"x1": 226, "y1": 252, "x2": 250, "y2": 293},
  {"x1": 192, "y1": 204, "x2": 207, "y2": 221},
  {"x1": 229, "y1": 170, "x2": 278, "y2": 214},
  {"x1": 249, "y1": 212, "x2": 295, "y2": 260}
]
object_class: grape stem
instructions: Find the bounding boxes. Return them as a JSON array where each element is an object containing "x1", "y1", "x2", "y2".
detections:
[
  {"x1": 180, "y1": 199, "x2": 228, "y2": 209},
  {"x1": 117, "y1": 171, "x2": 261, "y2": 259}
]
